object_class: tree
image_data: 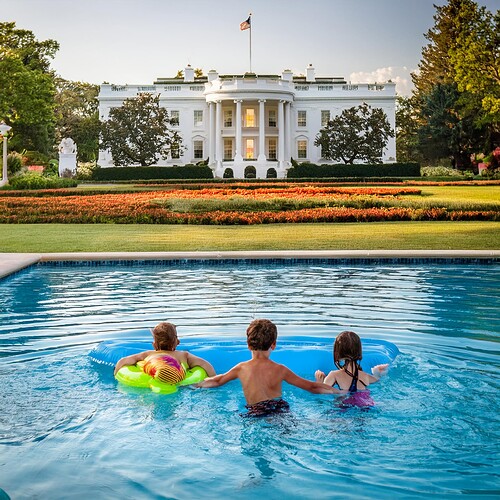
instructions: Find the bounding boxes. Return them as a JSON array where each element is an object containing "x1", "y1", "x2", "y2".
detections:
[
  {"x1": 314, "y1": 103, "x2": 394, "y2": 164},
  {"x1": 396, "y1": 96, "x2": 423, "y2": 163},
  {"x1": 54, "y1": 78, "x2": 100, "y2": 161},
  {"x1": 450, "y1": 6, "x2": 500, "y2": 128},
  {"x1": 0, "y1": 23, "x2": 58, "y2": 154},
  {"x1": 100, "y1": 93, "x2": 182, "y2": 166},
  {"x1": 411, "y1": 0, "x2": 498, "y2": 165}
]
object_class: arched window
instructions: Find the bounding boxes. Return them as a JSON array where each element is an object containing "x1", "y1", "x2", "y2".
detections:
[
  {"x1": 266, "y1": 168, "x2": 277, "y2": 178},
  {"x1": 223, "y1": 168, "x2": 234, "y2": 178},
  {"x1": 244, "y1": 166, "x2": 256, "y2": 179}
]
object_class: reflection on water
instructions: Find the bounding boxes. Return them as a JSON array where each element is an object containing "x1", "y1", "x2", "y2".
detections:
[{"x1": 0, "y1": 261, "x2": 498, "y2": 499}]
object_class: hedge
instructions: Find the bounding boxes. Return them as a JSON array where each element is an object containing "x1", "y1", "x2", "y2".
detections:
[
  {"x1": 287, "y1": 162, "x2": 420, "y2": 178},
  {"x1": 92, "y1": 165, "x2": 214, "y2": 181}
]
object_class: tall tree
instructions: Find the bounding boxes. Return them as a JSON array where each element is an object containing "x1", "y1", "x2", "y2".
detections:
[
  {"x1": 100, "y1": 93, "x2": 182, "y2": 166},
  {"x1": 54, "y1": 78, "x2": 100, "y2": 161},
  {"x1": 315, "y1": 103, "x2": 394, "y2": 164},
  {"x1": 0, "y1": 22, "x2": 58, "y2": 154},
  {"x1": 450, "y1": 6, "x2": 500, "y2": 130},
  {"x1": 396, "y1": 96, "x2": 423, "y2": 163},
  {"x1": 412, "y1": 0, "x2": 497, "y2": 165}
]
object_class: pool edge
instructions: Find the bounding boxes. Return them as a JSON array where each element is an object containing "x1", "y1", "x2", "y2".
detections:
[{"x1": 1, "y1": 250, "x2": 499, "y2": 280}]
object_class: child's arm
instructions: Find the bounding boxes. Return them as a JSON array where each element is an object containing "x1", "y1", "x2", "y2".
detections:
[
  {"x1": 196, "y1": 364, "x2": 240, "y2": 388},
  {"x1": 186, "y1": 352, "x2": 216, "y2": 377},
  {"x1": 285, "y1": 368, "x2": 343, "y2": 395},
  {"x1": 369, "y1": 363, "x2": 389, "y2": 382},
  {"x1": 113, "y1": 350, "x2": 152, "y2": 376},
  {"x1": 315, "y1": 370, "x2": 337, "y2": 387}
]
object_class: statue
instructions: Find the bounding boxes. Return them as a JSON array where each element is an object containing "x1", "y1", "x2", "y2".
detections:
[
  {"x1": 58, "y1": 137, "x2": 77, "y2": 154},
  {"x1": 58, "y1": 137, "x2": 77, "y2": 176}
]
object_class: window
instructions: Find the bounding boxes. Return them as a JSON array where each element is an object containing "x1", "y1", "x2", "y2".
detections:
[
  {"x1": 194, "y1": 110, "x2": 203, "y2": 126},
  {"x1": 245, "y1": 108, "x2": 256, "y2": 127},
  {"x1": 321, "y1": 110, "x2": 330, "y2": 127},
  {"x1": 170, "y1": 110, "x2": 179, "y2": 126},
  {"x1": 297, "y1": 140, "x2": 307, "y2": 159},
  {"x1": 297, "y1": 110, "x2": 307, "y2": 127},
  {"x1": 171, "y1": 143, "x2": 180, "y2": 159},
  {"x1": 193, "y1": 140, "x2": 204, "y2": 159},
  {"x1": 268, "y1": 139, "x2": 277, "y2": 160},
  {"x1": 268, "y1": 110, "x2": 277, "y2": 127},
  {"x1": 245, "y1": 139, "x2": 255, "y2": 159},
  {"x1": 224, "y1": 139, "x2": 233, "y2": 161},
  {"x1": 224, "y1": 110, "x2": 233, "y2": 127}
]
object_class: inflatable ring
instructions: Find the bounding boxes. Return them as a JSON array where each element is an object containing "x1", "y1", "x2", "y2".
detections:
[
  {"x1": 115, "y1": 363, "x2": 208, "y2": 394},
  {"x1": 90, "y1": 332, "x2": 399, "y2": 380}
]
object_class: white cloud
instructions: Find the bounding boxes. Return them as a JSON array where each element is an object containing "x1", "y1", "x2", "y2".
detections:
[{"x1": 349, "y1": 66, "x2": 415, "y2": 96}]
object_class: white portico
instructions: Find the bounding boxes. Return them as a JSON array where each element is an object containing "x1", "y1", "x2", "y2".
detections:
[
  {"x1": 204, "y1": 71, "x2": 294, "y2": 178},
  {"x1": 98, "y1": 65, "x2": 397, "y2": 179}
]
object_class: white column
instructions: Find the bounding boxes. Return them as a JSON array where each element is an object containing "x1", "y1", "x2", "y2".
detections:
[
  {"x1": 215, "y1": 100, "x2": 222, "y2": 166},
  {"x1": 284, "y1": 102, "x2": 291, "y2": 164},
  {"x1": 258, "y1": 99, "x2": 266, "y2": 163},
  {"x1": 208, "y1": 102, "x2": 215, "y2": 166},
  {"x1": 234, "y1": 99, "x2": 243, "y2": 162},
  {"x1": 278, "y1": 100, "x2": 285, "y2": 165}
]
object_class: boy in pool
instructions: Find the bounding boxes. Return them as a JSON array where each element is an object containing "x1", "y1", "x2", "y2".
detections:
[
  {"x1": 113, "y1": 322, "x2": 216, "y2": 377},
  {"x1": 314, "y1": 330, "x2": 388, "y2": 395},
  {"x1": 197, "y1": 319, "x2": 341, "y2": 416}
]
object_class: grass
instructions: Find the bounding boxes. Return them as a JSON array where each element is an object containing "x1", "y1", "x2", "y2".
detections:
[{"x1": 1, "y1": 221, "x2": 499, "y2": 252}]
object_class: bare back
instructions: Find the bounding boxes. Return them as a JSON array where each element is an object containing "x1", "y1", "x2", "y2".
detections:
[{"x1": 237, "y1": 358, "x2": 287, "y2": 405}]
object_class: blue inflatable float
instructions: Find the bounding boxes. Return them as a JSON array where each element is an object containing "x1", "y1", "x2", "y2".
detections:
[{"x1": 89, "y1": 329, "x2": 399, "y2": 376}]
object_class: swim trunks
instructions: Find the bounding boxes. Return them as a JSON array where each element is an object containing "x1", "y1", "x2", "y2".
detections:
[{"x1": 243, "y1": 398, "x2": 290, "y2": 417}]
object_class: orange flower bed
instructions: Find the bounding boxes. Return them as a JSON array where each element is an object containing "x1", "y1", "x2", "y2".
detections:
[{"x1": 0, "y1": 187, "x2": 497, "y2": 224}]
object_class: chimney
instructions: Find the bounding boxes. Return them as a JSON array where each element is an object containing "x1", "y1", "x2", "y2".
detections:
[
  {"x1": 306, "y1": 64, "x2": 315, "y2": 82},
  {"x1": 207, "y1": 70, "x2": 218, "y2": 82},
  {"x1": 184, "y1": 64, "x2": 194, "y2": 82},
  {"x1": 281, "y1": 69, "x2": 293, "y2": 82}
]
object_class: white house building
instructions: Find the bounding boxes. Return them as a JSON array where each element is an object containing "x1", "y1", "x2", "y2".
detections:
[{"x1": 98, "y1": 65, "x2": 397, "y2": 179}]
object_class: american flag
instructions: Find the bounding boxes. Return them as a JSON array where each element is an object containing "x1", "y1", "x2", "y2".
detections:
[{"x1": 240, "y1": 16, "x2": 251, "y2": 31}]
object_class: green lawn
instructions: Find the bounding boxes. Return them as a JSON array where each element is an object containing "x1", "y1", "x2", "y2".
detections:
[{"x1": 1, "y1": 221, "x2": 498, "y2": 253}]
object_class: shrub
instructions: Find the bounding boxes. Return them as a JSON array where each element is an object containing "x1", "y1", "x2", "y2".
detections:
[
  {"x1": 421, "y1": 166, "x2": 465, "y2": 177},
  {"x1": 9, "y1": 172, "x2": 78, "y2": 190},
  {"x1": 7, "y1": 152, "x2": 24, "y2": 175},
  {"x1": 76, "y1": 162, "x2": 100, "y2": 180},
  {"x1": 287, "y1": 162, "x2": 420, "y2": 178},
  {"x1": 92, "y1": 165, "x2": 214, "y2": 181}
]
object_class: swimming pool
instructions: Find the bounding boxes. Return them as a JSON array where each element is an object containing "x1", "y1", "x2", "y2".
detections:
[{"x1": 0, "y1": 260, "x2": 499, "y2": 499}]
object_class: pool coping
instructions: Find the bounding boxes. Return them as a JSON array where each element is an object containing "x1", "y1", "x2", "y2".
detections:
[{"x1": 1, "y1": 250, "x2": 499, "y2": 280}]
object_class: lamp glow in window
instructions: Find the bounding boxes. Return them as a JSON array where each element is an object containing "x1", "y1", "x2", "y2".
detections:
[
  {"x1": 245, "y1": 109, "x2": 255, "y2": 127},
  {"x1": 245, "y1": 139, "x2": 255, "y2": 159}
]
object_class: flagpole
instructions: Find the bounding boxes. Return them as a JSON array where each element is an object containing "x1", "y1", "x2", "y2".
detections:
[{"x1": 249, "y1": 13, "x2": 252, "y2": 73}]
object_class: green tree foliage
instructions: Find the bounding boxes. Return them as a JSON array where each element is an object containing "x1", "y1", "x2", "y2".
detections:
[
  {"x1": 450, "y1": 6, "x2": 500, "y2": 126},
  {"x1": 396, "y1": 96, "x2": 422, "y2": 163},
  {"x1": 100, "y1": 93, "x2": 182, "y2": 167},
  {"x1": 314, "y1": 103, "x2": 394, "y2": 164},
  {"x1": 55, "y1": 78, "x2": 100, "y2": 161},
  {"x1": 0, "y1": 22, "x2": 58, "y2": 154},
  {"x1": 411, "y1": 0, "x2": 498, "y2": 165}
]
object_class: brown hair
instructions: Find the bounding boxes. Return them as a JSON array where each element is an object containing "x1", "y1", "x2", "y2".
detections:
[
  {"x1": 333, "y1": 331, "x2": 363, "y2": 369},
  {"x1": 246, "y1": 319, "x2": 277, "y2": 351},
  {"x1": 152, "y1": 322, "x2": 179, "y2": 351}
]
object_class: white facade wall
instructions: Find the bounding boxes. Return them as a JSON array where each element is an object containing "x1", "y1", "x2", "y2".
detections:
[{"x1": 98, "y1": 66, "x2": 397, "y2": 179}]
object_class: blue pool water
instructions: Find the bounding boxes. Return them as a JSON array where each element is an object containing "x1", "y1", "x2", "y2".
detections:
[{"x1": 0, "y1": 260, "x2": 499, "y2": 499}]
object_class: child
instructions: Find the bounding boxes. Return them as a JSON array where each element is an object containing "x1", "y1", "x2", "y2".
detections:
[
  {"x1": 315, "y1": 330, "x2": 388, "y2": 392},
  {"x1": 197, "y1": 319, "x2": 341, "y2": 416},
  {"x1": 113, "y1": 322, "x2": 216, "y2": 378}
]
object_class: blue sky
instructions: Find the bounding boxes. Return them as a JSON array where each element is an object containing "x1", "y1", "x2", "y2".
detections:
[{"x1": 4, "y1": 0, "x2": 498, "y2": 95}]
